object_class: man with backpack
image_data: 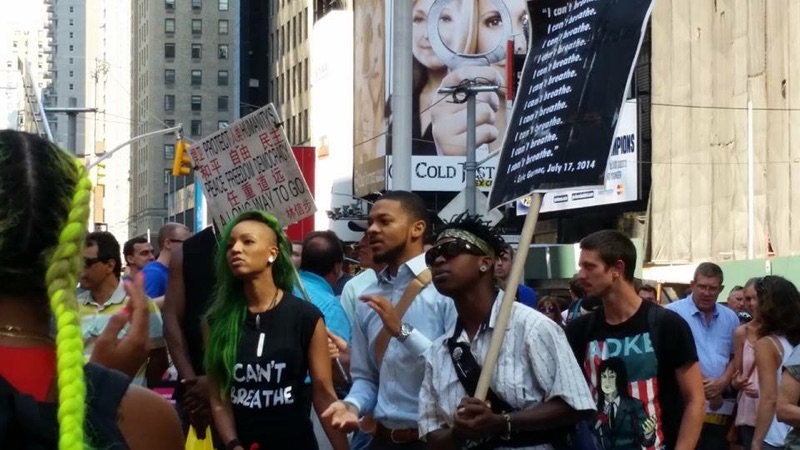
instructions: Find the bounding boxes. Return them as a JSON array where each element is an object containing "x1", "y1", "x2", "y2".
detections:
[{"x1": 566, "y1": 230, "x2": 705, "y2": 450}]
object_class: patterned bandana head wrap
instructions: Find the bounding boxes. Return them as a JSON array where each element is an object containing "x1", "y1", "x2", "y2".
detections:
[{"x1": 436, "y1": 229, "x2": 495, "y2": 259}]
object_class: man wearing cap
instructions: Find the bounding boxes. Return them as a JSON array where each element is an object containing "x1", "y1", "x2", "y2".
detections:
[{"x1": 339, "y1": 220, "x2": 385, "y2": 324}]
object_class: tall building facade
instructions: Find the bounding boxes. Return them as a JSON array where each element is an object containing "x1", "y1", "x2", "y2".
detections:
[
  {"x1": 49, "y1": 0, "x2": 87, "y2": 153},
  {"x1": 130, "y1": 0, "x2": 238, "y2": 238},
  {"x1": 269, "y1": 0, "x2": 311, "y2": 145}
]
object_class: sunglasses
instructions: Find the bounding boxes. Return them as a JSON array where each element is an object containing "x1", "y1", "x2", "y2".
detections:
[
  {"x1": 84, "y1": 257, "x2": 107, "y2": 267},
  {"x1": 425, "y1": 240, "x2": 485, "y2": 266}
]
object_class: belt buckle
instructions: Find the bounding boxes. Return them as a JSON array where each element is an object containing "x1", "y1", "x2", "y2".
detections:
[{"x1": 390, "y1": 428, "x2": 402, "y2": 444}]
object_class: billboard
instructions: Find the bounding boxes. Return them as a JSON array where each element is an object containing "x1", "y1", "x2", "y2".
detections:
[
  {"x1": 516, "y1": 99, "x2": 639, "y2": 214},
  {"x1": 353, "y1": 0, "x2": 531, "y2": 196}
]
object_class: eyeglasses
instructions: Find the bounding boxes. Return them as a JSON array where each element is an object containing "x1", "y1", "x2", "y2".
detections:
[
  {"x1": 84, "y1": 257, "x2": 106, "y2": 267},
  {"x1": 694, "y1": 284, "x2": 722, "y2": 294},
  {"x1": 539, "y1": 305, "x2": 558, "y2": 314},
  {"x1": 425, "y1": 239, "x2": 485, "y2": 266}
]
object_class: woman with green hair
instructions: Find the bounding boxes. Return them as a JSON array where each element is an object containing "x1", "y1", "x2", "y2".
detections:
[
  {"x1": 205, "y1": 211, "x2": 350, "y2": 450},
  {"x1": 0, "y1": 130, "x2": 183, "y2": 449}
]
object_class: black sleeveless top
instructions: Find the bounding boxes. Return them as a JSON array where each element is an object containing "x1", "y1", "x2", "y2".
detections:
[{"x1": 0, "y1": 362, "x2": 131, "y2": 449}]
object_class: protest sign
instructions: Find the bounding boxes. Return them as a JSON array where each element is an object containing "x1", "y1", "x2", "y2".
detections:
[
  {"x1": 186, "y1": 104, "x2": 316, "y2": 230},
  {"x1": 488, "y1": 0, "x2": 653, "y2": 209}
]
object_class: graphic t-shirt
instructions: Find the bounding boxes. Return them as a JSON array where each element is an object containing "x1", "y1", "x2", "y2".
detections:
[
  {"x1": 229, "y1": 293, "x2": 323, "y2": 449},
  {"x1": 566, "y1": 301, "x2": 697, "y2": 450}
]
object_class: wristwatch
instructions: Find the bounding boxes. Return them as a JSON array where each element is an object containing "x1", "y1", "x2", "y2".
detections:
[{"x1": 397, "y1": 323, "x2": 414, "y2": 342}]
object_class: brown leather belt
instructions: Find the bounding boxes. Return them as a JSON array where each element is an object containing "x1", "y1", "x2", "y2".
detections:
[{"x1": 374, "y1": 423, "x2": 420, "y2": 444}]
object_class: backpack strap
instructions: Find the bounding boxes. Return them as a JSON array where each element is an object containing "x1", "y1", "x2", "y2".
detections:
[
  {"x1": 646, "y1": 304, "x2": 664, "y2": 355},
  {"x1": 85, "y1": 363, "x2": 131, "y2": 450}
]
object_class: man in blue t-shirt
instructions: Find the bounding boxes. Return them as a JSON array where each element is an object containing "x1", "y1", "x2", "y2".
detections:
[
  {"x1": 495, "y1": 243, "x2": 538, "y2": 308},
  {"x1": 142, "y1": 223, "x2": 192, "y2": 304}
]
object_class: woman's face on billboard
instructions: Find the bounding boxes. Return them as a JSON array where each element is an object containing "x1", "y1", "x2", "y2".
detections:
[
  {"x1": 413, "y1": 0, "x2": 469, "y2": 69},
  {"x1": 476, "y1": 0, "x2": 529, "y2": 56}
]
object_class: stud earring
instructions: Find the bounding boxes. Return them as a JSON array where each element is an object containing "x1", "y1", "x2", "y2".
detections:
[
  {"x1": 480, "y1": 265, "x2": 488, "y2": 273},
  {"x1": 267, "y1": 256, "x2": 275, "y2": 264}
]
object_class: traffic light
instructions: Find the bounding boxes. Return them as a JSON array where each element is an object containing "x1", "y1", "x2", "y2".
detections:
[{"x1": 171, "y1": 139, "x2": 192, "y2": 176}]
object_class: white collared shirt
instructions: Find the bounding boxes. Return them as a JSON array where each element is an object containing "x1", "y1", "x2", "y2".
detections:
[{"x1": 419, "y1": 292, "x2": 596, "y2": 449}]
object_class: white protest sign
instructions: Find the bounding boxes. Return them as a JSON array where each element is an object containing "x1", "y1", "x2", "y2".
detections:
[{"x1": 186, "y1": 103, "x2": 316, "y2": 230}]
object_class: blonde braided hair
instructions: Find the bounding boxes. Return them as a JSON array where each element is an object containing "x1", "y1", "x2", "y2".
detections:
[{"x1": 45, "y1": 160, "x2": 92, "y2": 450}]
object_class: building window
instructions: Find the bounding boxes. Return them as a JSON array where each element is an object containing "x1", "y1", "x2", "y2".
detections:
[
  {"x1": 217, "y1": 70, "x2": 229, "y2": 86},
  {"x1": 164, "y1": 69, "x2": 175, "y2": 85},
  {"x1": 164, "y1": 119, "x2": 176, "y2": 127},
  {"x1": 218, "y1": 44, "x2": 228, "y2": 60},
  {"x1": 69, "y1": 32, "x2": 74, "y2": 38},
  {"x1": 191, "y1": 95, "x2": 202, "y2": 111},
  {"x1": 165, "y1": 43, "x2": 175, "y2": 58},
  {"x1": 165, "y1": 0, "x2": 175, "y2": 10},
  {"x1": 192, "y1": 0, "x2": 202, "y2": 10},
  {"x1": 69, "y1": 6, "x2": 74, "y2": 12},
  {"x1": 164, "y1": 95, "x2": 175, "y2": 111},
  {"x1": 69, "y1": 70, "x2": 74, "y2": 77},
  {"x1": 219, "y1": 0, "x2": 229, "y2": 10},
  {"x1": 191, "y1": 70, "x2": 202, "y2": 86},
  {"x1": 69, "y1": 19, "x2": 74, "y2": 26},
  {"x1": 218, "y1": 95, "x2": 229, "y2": 111},
  {"x1": 191, "y1": 120, "x2": 202, "y2": 136},
  {"x1": 69, "y1": 83, "x2": 74, "y2": 90},
  {"x1": 69, "y1": 45, "x2": 74, "y2": 51},
  {"x1": 165, "y1": 169, "x2": 171, "y2": 184},
  {"x1": 165, "y1": 18, "x2": 176, "y2": 33},
  {"x1": 192, "y1": 19, "x2": 202, "y2": 35},
  {"x1": 218, "y1": 20, "x2": 229, "y2": 35},
  {"x1": 164, "y1": 144, "x2": 175, "y2": 160},
  {"x1": 191, "y1": 43, "x2": 202, "y2": 59},
  {"x1": 69, "y1": 57, "x2": 74, "y2": 64},
  {"x1": 218, "y1": 120, "x2": 229, "y2": 130}
]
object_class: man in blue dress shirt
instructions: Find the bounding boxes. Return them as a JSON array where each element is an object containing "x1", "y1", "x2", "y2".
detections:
[
  {"x1": 666, "y1": 262, "x2": 739, "y2": 450},
  {"x1": 323, "y1": 191, "x2": 457, "y2": 449}
]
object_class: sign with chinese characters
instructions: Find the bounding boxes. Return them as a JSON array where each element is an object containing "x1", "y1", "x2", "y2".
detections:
[{"x1": 186, "y1": 104, "x2": 316, "y2": 230}]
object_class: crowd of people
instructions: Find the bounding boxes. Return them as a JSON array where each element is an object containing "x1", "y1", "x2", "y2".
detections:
[{"x1": 7, "y1": 130, "x2": 800, "y2": 450}]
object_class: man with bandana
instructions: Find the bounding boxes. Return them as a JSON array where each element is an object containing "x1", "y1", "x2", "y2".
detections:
[{"x1": 418, "y1": 214, "x2": 594, "y2": 449}]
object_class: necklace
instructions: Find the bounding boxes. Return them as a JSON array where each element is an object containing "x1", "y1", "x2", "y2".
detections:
[
  {"x1": 254, "y1": 289, "x2": 281, "y2": 329},
  {"x1": 0, "y1": 325, "x2": 55, "y2": 345}
]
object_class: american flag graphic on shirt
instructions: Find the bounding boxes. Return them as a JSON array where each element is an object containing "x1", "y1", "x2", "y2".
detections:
[{"x1": 584, "y1": 332, "x2": 666, "y2": 450}]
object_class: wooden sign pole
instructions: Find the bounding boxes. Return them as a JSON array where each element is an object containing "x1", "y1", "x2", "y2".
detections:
[{"x1": 474, "y1": 193, "x2": 543, "y2": 400}]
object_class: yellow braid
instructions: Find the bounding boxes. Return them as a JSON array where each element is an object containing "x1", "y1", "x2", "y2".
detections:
[{"x1": 45, "y1": 160, "x2": 92, "y2": 450}]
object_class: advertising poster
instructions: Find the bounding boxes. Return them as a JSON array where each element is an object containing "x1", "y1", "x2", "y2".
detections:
[{"x1": 353, "y1": 0, "x2": 532, "y2": 196}]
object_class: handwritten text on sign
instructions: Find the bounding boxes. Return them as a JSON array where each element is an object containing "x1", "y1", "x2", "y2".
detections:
[{"x1": 187, "y1": 104, "x2": 316, "y2": 229}]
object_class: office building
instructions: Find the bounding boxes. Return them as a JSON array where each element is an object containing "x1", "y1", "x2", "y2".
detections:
[{"x1": 129, "y1": 0, "x2": 238, "y2": 237}]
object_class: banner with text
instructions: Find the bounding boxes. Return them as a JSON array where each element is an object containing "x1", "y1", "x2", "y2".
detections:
[
  {"x1": 186, "y1": 104, "x2": 316, "y2": 230},
  {"x1": 517, "y1": 99, "x2": 637, "y2": 214},
  {"x1": 488, "y1": 0, "x2": 653, "y2": 209}
]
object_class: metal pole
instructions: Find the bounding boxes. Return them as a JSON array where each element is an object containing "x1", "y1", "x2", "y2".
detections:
[
  {"x1": 747, "y1": 100, "x2": 754, "y2": 260},
  {"x1": 67, "y1": 112, "x2": 77, "y2": 155},
  {"x1": 465, "y1": 94, "x2": 477, "y2": 214},
  {"x1": 86, "y1": 125, "x2": 183, "y2": 169},
  {"x1": 391, "y1": 0, "x2": 413, "y2": 191}
]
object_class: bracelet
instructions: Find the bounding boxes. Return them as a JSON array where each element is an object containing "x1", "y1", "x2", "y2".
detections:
[
  {"x1": 225, "y1": 438, "x2": 242, "y2": 450},
  {"x1": 500, "y1": 413, "x2": 512, "y2": 440}
]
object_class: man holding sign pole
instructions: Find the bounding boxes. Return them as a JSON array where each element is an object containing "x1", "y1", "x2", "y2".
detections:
[{"x1": 419, "y1": 214, "x2": 595, "y2": 449}]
